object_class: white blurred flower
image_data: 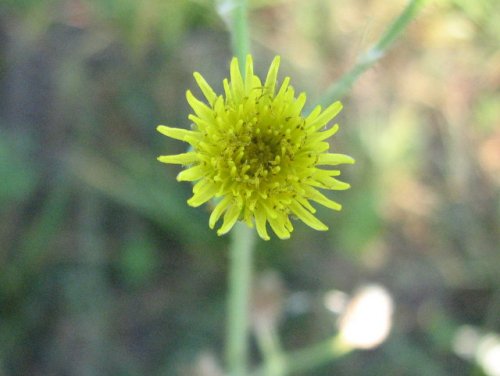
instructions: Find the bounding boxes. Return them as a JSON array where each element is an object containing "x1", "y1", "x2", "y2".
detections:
[
  {"x1": 453, "y1": 326, "x2": 500, "y2": 376},
  {"x1": 453, "y1": 325, "x2": 481, "y2": 359},
  {"x1": 337, "y1": 284, "x2": 394, "y2": 350},
  {"x1": 477, "y1": 335, "x2": 500, "y2": 376}
]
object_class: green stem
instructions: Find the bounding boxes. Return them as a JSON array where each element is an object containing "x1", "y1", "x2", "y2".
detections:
[
  {"x1": 255, "y1": 326, "x2": 285, "y2": 376},
  {"x1": 230, "y1": 0, "x2": 250, "y2": 68},
  {"x1": 218, "y1": 0, "x2": 250, "y2": 69},
  {"x1": 226, "y1": 222, "x2": 256, "y2": 376},
  {"x1": 221, "y1": 0, "x2": 253, "y2": 374},
  {"x1": 251, "y1": 336, "x2": 351, "y2": 376},
  {"x1": 315, "y1": 0, "x2": 426, "y2": 108}
]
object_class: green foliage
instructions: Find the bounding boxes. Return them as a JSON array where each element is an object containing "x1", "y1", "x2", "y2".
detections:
[
  {"x1": 0, "y1": 0, "x2": 499, "y2": 375},
  {"x1": 118, "y1": 232, "x2": 158, "y2": 288},
  {"x1": 0, "y1": 131, "x2": 38, "y2": 205}
]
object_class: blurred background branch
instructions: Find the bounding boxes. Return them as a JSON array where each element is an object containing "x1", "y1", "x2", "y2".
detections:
[{"x1": 315, "y1": 0, "x2": 426, "y2": 108}]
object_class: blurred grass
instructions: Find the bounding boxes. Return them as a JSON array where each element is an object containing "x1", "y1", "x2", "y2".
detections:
[{"x1": 0, "y1": 0, "x2": 499, "y2": 375}]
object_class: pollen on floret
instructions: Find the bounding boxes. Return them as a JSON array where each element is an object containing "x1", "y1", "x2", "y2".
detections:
[{"x1": 157, "y1": 55, "x2": 354, "y2": 240}]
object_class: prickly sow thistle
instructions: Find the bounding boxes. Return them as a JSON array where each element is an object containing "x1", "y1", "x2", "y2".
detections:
[{"x1": 157, "y1": 55, "x2": 354, "y2": 240}]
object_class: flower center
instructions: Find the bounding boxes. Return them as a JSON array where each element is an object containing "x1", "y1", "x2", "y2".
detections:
[
  {"x1": 245, "y1": 135, "x2": 280, "y2": 174},
  {"x1": 203, "y1": 88, "x2": 312, "y2": 207}
]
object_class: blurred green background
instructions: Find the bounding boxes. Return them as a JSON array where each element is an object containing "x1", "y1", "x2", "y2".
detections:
[{"x1": 0, "y1": 0, "x2": 499, "y2": 375}]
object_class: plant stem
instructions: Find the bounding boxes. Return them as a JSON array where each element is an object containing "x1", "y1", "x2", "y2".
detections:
[
  {"x1": 230, "y1": 0, "x2": 250, "y2": 68},
  {"x1": 255, "y1": 326, "x2": 285, "y2": 376},
  {"x1": 251, "y1": 336, "x2": 351, "y2": 376},
  {"x1": 226, "y1": 222, "x2": 256, "y2": 376},
  {"x1": 222, "y1": 0, "x2": 253, "y2": 374},
  {"x1": 217, "y1": 0, "x2": 250, "y2": 68},
  {"x1": 315, "y1": 0, "x2": 426, "y2": 108}
]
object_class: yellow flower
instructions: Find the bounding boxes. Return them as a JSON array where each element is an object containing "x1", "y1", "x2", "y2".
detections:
[{"x1": 157, "y1": 55, "x2": 354, "y2": 240}]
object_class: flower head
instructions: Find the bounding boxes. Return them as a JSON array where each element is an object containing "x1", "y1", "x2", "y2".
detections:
[{"x1": 157, "y1": 55, "x2": 354, "y2": 240}]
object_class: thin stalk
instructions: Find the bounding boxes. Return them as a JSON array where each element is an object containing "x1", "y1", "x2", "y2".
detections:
[
  {"x1": 251, "y1": 336, "x2": 351, "y2": 376},
  {"x1": 255, "y1": 326, "x2": 285, "y2": 376},
  {"x1": 315, "y1": 0, "x2": 426, "y2": 108},
  {"x1": 226, "y1": 222, "x2": 256, "y2": 376},
  {"x1": 231, "y1": 0, "x2": 250, "y2": 68},
  {"x1": 222, "y1": 0, "x2": 253, "y2": 374},
  {"x1": 218, "y1": 0, "x2": 250, "y2": 68}
]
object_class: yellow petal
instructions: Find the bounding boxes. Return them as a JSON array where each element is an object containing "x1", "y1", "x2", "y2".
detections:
[
  {"x1": 268, "y1": 216, "x2": 290, "y2": 240},
  {"x1": 284, "y1": 85, "x2": 295, "y2": 102},
  {"x1": 209, "y1": 197, "x2": 232, "y2": 229},
  {"x1": 243, "y1": 207, "x2": 254, "y2": 227},
  {"x1": 264, "y1": 56, "x2": 280, "y2": 95},
  {"x1": 230, "y1": 57, "x2": 244, "y2": 99},
  {"x1": 157, "y1": 152, "x2": 199, "y2": 165},
  {"x1": 308, "y1": 124, "x2": 339, "y2": 143},
  {"x1": 244, "y1": 55, "x2": 254, "y2": 92},
  {"x1": 217, "y1": 203, "x2": 241, "y2": 235},
  {"x1": 301, "y1": 141, "x2": 329, "y2": 153},
  {"x1": 252, "y1": 76, "x2": 262, "y2": 90},
  {"x1": 254, "y1": 206, "x2": 270, "y2": 241},
  {"x1": 290, "y1": 201, "x2": 328, "y2": 231},
  {"x1": 260, "y1": 201, "x2": 278, "y2": 219},
  {"x1": 177, "y1": 165, "x2": 207, "y2": 181},
  {"x1": 223, "y1": 78, "x2": 232, "y2": 102},
  {"x1": 275, "y1": 77, "x2": 290, "y2": 101},
  {"x1": 188, "y1": 114, "x2": 211, "y2": 130},
  {"x1": 186, "y1": 90, "x2": 214, "y2": 120},
  {"x1": 187, "y1": 181, "x2": 218, "y2": 207},
  {"x1": 283, "y1": 216, "x2": 294, "y2": 233},
  {"x1": 310, "y1": 173, "x2": 351, "y2": 190},
  {"x1": 317, "y1": 153, "x2": 355, "y2": 165},
  {"x1": 157, "y1": 125, "x2": 200, "y2": 145},
  {"x1": 313, "y1": 169, "x2": 341, "y2": 177},
  {"x1": 192, "y1": 178, "x2": 208, "y2": 194},
  {"x1": 307, "y1": 101, "x2": 343, "y2": 130},
  {"x1": 193, "y1": 72, "x2": 217, "y2": 105},
  {"x1": 291, "y1": 92, "x2": 307, "y2": 116},
  {"x1": 295, "y1": 196, "x2": 316, "y2": 213},
  {"x1": 306, "y1": 105, "x2": 322, "y2": 122},
  {"x1": 305, "y1": 186, "x2": 342, "y2": 211}
]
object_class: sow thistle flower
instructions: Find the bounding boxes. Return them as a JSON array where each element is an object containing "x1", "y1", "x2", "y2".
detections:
[{"x1": 157, "y1": 55, "x2": 354, "y2": 240}]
